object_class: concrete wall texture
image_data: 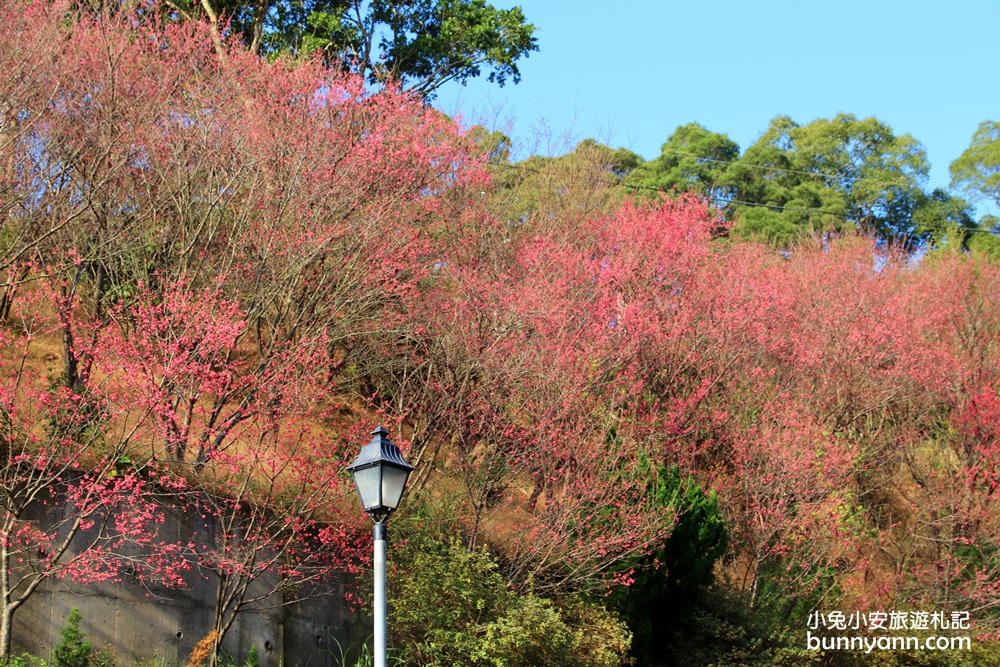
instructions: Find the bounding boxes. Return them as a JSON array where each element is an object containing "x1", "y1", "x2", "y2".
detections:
[{"x1": 12, "y1": 502, "x2": 368, "y2": 667}]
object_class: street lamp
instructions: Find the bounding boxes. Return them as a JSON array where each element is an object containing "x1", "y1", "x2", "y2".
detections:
[{"x1": 346, "y1": 425, "x2": 414, "y2": 667}]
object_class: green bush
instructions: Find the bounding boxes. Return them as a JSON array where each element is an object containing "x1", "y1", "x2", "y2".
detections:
[
  {"x1": 51, "y1": 609, "x2": 91, "y2": 667},
  {"x1": 388, "y1": 511, "x2": 631, "y2": 667}
]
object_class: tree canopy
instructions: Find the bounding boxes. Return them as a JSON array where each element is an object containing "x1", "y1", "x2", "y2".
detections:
[
  {"x1": 182, "y1": 0, "x2": 538, "y2": 97},
  {"x1": 950, "y1": 120, "x2": 1000, "y2": 210},
  {"x1": 609, "y1": 114, "x2": 1000, "y2": 253},
  {"x1": 727, "y1": 113, "x2": 929, "y2": 246},
  {"x1": 623, "y1": 122, "x2": 739, "y2": 203}
]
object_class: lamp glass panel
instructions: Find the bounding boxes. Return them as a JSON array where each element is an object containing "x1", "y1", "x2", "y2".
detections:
[
  {"x1": 381, "y1": 465, "x2": 411, "y2": 509},
  {"x1": 351, "y1": 464, "x2": 383, "y2": 511}
]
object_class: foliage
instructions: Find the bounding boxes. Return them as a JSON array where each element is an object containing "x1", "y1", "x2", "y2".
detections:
[
  {"x1": 653, "y1": 588, "x2": 823, "y2": 667},
  {"x1": 487, "y1": 138, "x2": 641, "y2": 235},
  {"x1": 217, "y1": 646, "x2": 258, "y2": 667},
  {"x1": 184, "y1": 632, "x2": 220, "y2": 667},
  {"x1": 2, "y1": 655, "x2": 51, "y2": 667},
  {"x1": 179, "y1": 0, "x2": 538, "y2": 97},
  {"x1": 652, "y1": 466, "x2": 728, "y2": 597},
  {"x1": 7, "y1": 0, "x2": 1000, "y2": 663},
  {"x1": 613, "y1": 466, "x2": 727, "y2": 665},
  {"x1": 0, "y1": 0, "x2": 480, "y2": 659},
  {"x1": 727, "y1": 113, "x2": 929, "y2": 246},
  {"x1": 321, "y1": 636, "x2": 393, "y2": 667},
  {"x1": 624, "y1": 122, "x2": 739, "y2": 203},
  {"x1": 665, "y1": 585, "x2": 1000, "y2": 667},
  {"x1": 950, "y1": 120, "x2": 1000, "y2": 210},
  {"x1": 614, "y1": 113, "x2": 985, "y2": 249},
  {"x1": 912, "y1": 188, "x2": 979, "y2": 251},
  {"x1": 0, "y1": 275, "x2": 190, "y2": 658},
  {"x1": 388, "y1": 511, "x2": 631, "y2": 667},
  {"x1": 51, "y1": 609, "x2": 91, "y2": 667},
  {"x1": 965, "y1": 215, "x2": 1000, "y2": 258}
]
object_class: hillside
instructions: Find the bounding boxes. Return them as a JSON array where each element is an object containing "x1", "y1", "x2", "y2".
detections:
[{"x1": 3, "y1": 2, "x2": 1000, "y2": 666}]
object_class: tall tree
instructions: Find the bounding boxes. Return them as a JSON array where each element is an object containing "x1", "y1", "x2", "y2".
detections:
[
  {"x1": 725, "y1": 114, "x2": 929, "y2": 247},
  {"x1": 0, "y1": 3, "x2": 490, "y2": 660},
  {"x1": 624, "y1": 122, "x2": 739, "y2": 204},
  {"x1": 487, "y1": 138, "x2": 640, "y2": 237},
  {"x1": 177, "y1": 0, "x2": 538, "y2": 98},
  {"x1": 950, "y1": 120, "x2": 1000, "y2": 211},
  {"x1": 912, "y1": 188, "x2": 981, "y2": 252}
]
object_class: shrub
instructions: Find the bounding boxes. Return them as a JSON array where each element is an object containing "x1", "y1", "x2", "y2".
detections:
[
  {"x1": 389, "y1": 513, "x2": 631, "y2": 666},
  {"x1": 51, "y1": 609, "x2": 91, "y2": 667}
]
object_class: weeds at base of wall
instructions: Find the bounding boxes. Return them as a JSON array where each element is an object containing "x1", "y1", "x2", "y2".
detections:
[
  {"x1": 321, "y1": 636, "x2": 402, "y2": 667},
  {"x1": 7, "y1": 610, "x2": 381, "y2": 667}
]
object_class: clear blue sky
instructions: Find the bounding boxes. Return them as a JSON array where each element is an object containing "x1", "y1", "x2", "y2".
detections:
[{"x1": 435, "y1": 0, "x2": 1000, "y2": 201}]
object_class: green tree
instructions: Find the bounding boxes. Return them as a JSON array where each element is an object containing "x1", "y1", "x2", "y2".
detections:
[
  {"x1": 179, "y1": 0, "x2": 537, "y2": 98},
  {"x1": 466, "y1": 125, "x2": 514, "y2": 164},
  {"x1": 613, "y1": 466, "x2": 727, "y2": 666},
  {"x1": 950, "y1": 120, "x2": 1000, "y2": 210},
  {"x1": 489, "y1": 139, "x2": 640, "y2": 234},
  {"x1": 51, "y1": 609, "x2": 91, "y2": 667},
  {"x1": 967, "y1": 215, "x2": 1000, "y2": 258},
  {"x1": 909, "y1": 187, "x2": 1000, "y2": 259},
  {"x1": 912, "y1": 188, "x2": 978, "y2": 251},
  {"x1": 726, "y1": 114, "x2": 929, "y2": 247},
  {"x1": 624, "y1": 122, "x2": 739, "y2": 203}
]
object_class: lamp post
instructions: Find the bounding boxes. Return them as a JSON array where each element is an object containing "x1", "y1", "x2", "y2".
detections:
[{"x1": 346, "y1": 425, "x2": 414, "y2": 667}]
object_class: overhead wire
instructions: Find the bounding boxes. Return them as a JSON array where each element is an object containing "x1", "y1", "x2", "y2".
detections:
[
  {"x1": 645, "y1": 148, "x2": 921, "y2": 191},
  {"x1": 485, "y1": 156, "x2": 1000, "y2": 239}
]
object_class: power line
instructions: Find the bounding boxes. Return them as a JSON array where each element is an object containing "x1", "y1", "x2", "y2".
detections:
[
  {"x1": 486, "y1": 159, "x2": 1000, "y2": 239},
  {"x1": 619, "y1": 178, "x2": 851, "y2": 219},
  {"x1": 489, "y1": 158, "x2": 855, "y2": 220},
  {"x1": 651, "y1": 148, "x2": 857, "y2": 184}
]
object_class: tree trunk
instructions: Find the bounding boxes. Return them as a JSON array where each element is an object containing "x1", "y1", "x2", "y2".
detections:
[
  {"x1": 208, "y1": 574, "x2": 228, "y2": 667},
  {"x1": 0, "y1": 530, "x2": 12, "y2": 659},
  {"x1": 0, "y1": 606, "x2": 11, "y2": 662}
]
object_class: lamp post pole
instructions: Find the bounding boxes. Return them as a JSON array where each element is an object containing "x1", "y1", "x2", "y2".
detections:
[
  {"x1": 373, "y1": 522, "x2": 388, "y2": 667},
  {"x1": 346, "y1": 425, "x2": 414, "y2": 667}
]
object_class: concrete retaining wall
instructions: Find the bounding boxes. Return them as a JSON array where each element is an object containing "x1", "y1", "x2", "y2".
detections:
[{"x1": 12, "y1": 500, "x2": 368, "y2": 667}]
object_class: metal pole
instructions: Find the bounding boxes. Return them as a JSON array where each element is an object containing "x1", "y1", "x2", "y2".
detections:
[{"x1": 373, "y1": 521, "x2": 387, "y2": 667}]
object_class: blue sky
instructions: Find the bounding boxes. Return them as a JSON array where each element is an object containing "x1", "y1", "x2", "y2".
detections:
[{"x1": 435, "y1": 0, "x2": 1000, "y2": 206}]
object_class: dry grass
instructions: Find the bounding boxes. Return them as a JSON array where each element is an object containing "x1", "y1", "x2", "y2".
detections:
[{"x1": 184, "y1": 630, "x2": 219, "y2": 667}]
